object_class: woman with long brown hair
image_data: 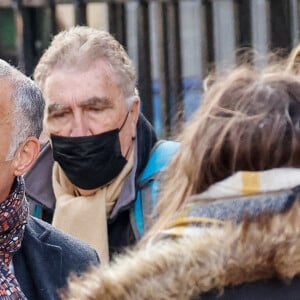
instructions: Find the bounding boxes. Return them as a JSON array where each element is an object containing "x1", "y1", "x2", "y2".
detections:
[
  {"x1": 143, "y1": 64, "x2": 300, "y2": 241},
  {"x1": 62, "y1": 65, "x2": 300, "y2": 300}
]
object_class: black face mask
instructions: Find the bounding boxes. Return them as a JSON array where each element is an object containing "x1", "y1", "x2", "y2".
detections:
[{"x1": 50, "y1": 113, "x2": 129, "y2": 190}]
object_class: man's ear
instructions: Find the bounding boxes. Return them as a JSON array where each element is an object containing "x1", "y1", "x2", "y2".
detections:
[
  {"x1": 130, "y1": 96, "x2": 140, "y2": 136},
  {"x1": 13, "y1": 137, "x2": 40, "y2": 176}
]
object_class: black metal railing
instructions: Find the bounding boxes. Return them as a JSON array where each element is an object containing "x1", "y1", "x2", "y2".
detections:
[{"x1": 0, "y1": 0, "x2": 299, "y2": 137}]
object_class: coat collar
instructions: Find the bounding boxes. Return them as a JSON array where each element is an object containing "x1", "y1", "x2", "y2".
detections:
[
  {"x1": 14, "y1": 217, "x2": 63, "y2": 300},
  {"x1": 110, "y1": 113, "x2": 157, "y2": 218},
  {"x1": 24, "y1": 142, "x2": 55, "y2": 210}
]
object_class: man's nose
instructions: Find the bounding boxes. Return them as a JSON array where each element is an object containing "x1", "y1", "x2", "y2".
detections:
[{"x1": 70, "y1": 114, "x2": 90, "y2": 137}]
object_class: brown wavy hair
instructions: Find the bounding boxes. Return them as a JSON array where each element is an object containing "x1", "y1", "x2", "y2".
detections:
[
  {"x1": 142, "y1": 65, "x2": 300, "y2": 243},
  {"x1": 286, "y1": 44, "x2": 300, "y2": 74}
]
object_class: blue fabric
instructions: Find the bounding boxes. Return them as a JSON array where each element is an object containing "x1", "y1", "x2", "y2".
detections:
[
  {"x1": 134, "y1": 141, "x2": 180, "y2": 237},
  {"x1": 139, "y1": 141, "x2": 180, "y2": 182},
  {"x1": 134, "y1": 191, "x2": 144, "y2": 237}
]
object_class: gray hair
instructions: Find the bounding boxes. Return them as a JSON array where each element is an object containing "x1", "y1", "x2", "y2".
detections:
[
  {"x1": 34, "y1": 26, "x2": 137, "y2": 100},
  {"x1": 0, "y1": 60, "x2": 44, "y2": 160}
]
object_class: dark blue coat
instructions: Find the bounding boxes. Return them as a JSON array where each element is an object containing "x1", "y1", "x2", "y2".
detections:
[{"x1": 13, "y1": 216, "x2": 99, "y2": 300}]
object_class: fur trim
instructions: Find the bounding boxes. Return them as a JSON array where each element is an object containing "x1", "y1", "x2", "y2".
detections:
[{"x1": 62, "y1": 201, "x2": 300, "y2": 300}]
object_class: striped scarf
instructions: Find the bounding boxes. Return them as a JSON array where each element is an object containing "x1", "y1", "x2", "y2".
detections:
[
  {"x1": 160, "y1": 168, "x2": 300, "y2": 239},
  {"x1": 0, "y1": 177, "x2": 28, "y2": 299}
]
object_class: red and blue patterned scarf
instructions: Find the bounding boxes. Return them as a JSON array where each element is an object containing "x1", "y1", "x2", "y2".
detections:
[{"x1": 0, "y1": 176, "x2": 28, "y2": 299}]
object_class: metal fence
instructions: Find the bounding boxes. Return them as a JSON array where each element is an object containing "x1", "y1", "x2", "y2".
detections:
[{"x1": 0, "y1": 0, "x2": 299, "y2": 137}]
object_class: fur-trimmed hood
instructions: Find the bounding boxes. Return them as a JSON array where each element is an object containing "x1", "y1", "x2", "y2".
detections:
[{"x1": 62, "y1": 198, "x2": 300, "y2": 300}]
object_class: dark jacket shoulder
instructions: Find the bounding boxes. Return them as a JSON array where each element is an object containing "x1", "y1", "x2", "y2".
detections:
[
  {"x1": 25, "y1": 142, "x2": 55, "y2": 211},
  {"x1": 14, "y1": 216, "x2": 99, "y2": 300},
  {"x1": 26, "y1": 216, "x2": 99, "y2": 266}
]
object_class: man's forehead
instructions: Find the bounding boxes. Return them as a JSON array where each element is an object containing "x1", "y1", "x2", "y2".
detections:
[
  {"x1": 43, "y1": 60, "x2": 125, "y2": 109},
  {"x1": 49, "y1": 58, "x2": 112, "y2": 76},
  {"x1": 44, "y1": 64, "x2": 117, "y2": 95},
  {"x1": 0, "y1": 77, "x2": 13, "y2": 101},
  {"x1": 0, "y1": 78, "x2": 13, "y2": 119}
]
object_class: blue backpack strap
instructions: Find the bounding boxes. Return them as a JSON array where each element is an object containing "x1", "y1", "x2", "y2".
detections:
[
  {"x1": 28, "y1": 200, "x2": 43, "y2": 218},
  {"x1": 134, "y1": 140, "x2": 180, "y2": 238}
]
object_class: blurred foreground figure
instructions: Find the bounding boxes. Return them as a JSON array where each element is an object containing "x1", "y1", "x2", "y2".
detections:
[
  {"x1": 0, "y1": 59, "x2": 98, "y2": 300},
  {"x1": 63, "y1": 65, "x2": 300, "y2": 300}
]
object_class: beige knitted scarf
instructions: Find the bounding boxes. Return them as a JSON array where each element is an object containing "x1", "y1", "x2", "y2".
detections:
[{"x1": 52, "y1": 150, "x2": 134, "y2": 264}]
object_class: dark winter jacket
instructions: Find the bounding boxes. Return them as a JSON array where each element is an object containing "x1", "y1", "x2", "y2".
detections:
[
  {"x1": 24, "y1": 113, "x2": 157, "y2": 256},
  {"x1": 14, "y1": 216, "x2": 99, "y2": 300}
]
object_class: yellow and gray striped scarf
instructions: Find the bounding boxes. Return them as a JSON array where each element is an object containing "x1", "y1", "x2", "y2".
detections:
[{"x1": 161, "y1": 168, "x2": 300, "y2": 239}]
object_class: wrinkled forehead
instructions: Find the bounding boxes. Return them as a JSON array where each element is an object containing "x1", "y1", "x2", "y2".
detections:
[
  {"x1": 45, "y1": 58, "x2": 114, "y2": 88},
  {"x1": 44, "y1": 59, "x2": 122, "y2": 97}
]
